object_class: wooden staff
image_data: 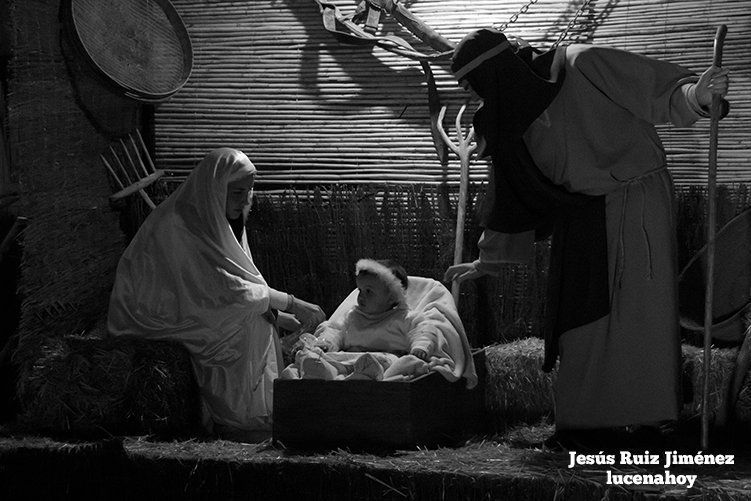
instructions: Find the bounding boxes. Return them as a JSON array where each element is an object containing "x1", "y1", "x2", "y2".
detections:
[
  {"x1": 435, "y1": 104, "x2": 477, "y2": 304},
  {"x1": 701, "y1": 23, "x2": 727, "y2": 451}
]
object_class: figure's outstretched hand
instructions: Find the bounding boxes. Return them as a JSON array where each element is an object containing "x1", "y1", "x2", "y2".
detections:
[
  {"x1": 276, "y1": 311, "x2": 301, "y2": 333},
  {"x1": 289, "y1": 297, "x2": 326, "y2": 328},
  {"x1": 314, "y1": 338, "x2": 334, "y2": 353},
  {"x1": 695, "y1": 66, "x2": 730, "y2": 107},
  {"x1": 444, "y1": 261, "x2": 487, "y2": 283}
]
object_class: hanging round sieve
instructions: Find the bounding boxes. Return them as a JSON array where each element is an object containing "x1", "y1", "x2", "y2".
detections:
[{"x1": 61, "y1": 0, "x2": 193, "y2": 103}]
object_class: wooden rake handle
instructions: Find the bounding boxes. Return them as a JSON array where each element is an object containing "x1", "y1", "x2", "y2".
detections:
[
  {"x1": 435, "y1": 104, "x2": 478, "y2": 304},
  {"x1": 101, "y1": 131, "x2": 162, "y2": 210}
]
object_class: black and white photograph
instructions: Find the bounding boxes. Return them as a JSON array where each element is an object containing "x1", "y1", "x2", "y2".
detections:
[{"x1": 0, "y1": 0, "x2": 750, "y2": 499}]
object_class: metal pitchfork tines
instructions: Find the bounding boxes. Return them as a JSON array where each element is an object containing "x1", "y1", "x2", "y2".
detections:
[
  {"x1": 435, "y1": 103, "x2": 477, "y2": 304},
  {"x1": 100, "y1": 130, "x2": 164, "y2": 210}
]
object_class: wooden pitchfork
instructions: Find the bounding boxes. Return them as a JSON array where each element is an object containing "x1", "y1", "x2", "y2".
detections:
[
  {"x1": 701, "y1": 24, "x2": 728, "y2": 450},
  {"x1": 435, "y1": 104, "x2": 477, "y2": 305},
  {"x1": 100, "y1": 129, "x2": 164, "y2": 210}
]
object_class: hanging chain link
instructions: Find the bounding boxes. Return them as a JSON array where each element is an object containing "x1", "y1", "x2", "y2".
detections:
[
  {"x1": 494, "y1": 0, "x2": 541, "y2": 32},
  {"x1": 493, "y1": 0, "x2": 595, "y2": 48},
  {"x1": 552, "y1": 0, "x2": 594, "y2": 47}
]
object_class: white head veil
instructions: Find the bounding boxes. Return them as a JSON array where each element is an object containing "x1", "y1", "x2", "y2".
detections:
[
  {"x1": 108, "y1": 148, "x2": 270, "y2": 339},
  {"x1": 108, "y1": 148, "x2": 282, "y2": 430}
]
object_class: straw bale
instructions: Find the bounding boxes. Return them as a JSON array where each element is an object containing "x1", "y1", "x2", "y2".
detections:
[
  {"x1": 18, "y1": 332, "x2": 201, "y2": 439},
  {"x1": 681, "y1": 344, "x2": 738, "y2": 426},
  {"x1": 734, "y1": 376, "x2": 751, "y2": 424},
  {"x1": 732, "y1": 312, "x2": 751, "y2": 423},
  {"x1": 483, "y1": 338, "x2": 751, "y2": 431},
  {"x1": 484, "y1": 338, "x2": 555, "y2": 430}
]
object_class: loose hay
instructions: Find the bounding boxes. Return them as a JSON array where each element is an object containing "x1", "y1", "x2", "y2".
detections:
[
  {"x1": 19, "y1": 333, "x2": 201, "y2": 439},
  {"x1": 5, "y1": 431, "x2": 751, "y2": 501}
]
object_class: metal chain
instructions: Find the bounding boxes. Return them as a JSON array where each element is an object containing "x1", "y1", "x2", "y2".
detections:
[
  {"x1": 494, "y1": 0, "x2": 541, "y2": 32},
  {"x1": 552, "y1": 0, "x2": 595, "y2": 47},
  {"x1": 493, "y1": 0, "x2": 595, "y2": 48}
]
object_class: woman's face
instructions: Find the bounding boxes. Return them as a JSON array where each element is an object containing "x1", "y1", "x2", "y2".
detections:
[
  {"x1": 225, "y1": 175, "x2": 255, "y2": 220},
  {"x1": 355, "y1": 273, "x2": 394, "y2": 315}
]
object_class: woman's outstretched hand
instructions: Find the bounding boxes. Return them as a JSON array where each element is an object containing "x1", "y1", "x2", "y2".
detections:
[
  {"x1": 276, "y1": 311, "x2": 302, "y2": 332},
  {"x1": 290, "y1": 297, "x2": 326, "y2": 327},
  {"x1": 444, "y1": 261, "x2": 487, "y2": 283}
]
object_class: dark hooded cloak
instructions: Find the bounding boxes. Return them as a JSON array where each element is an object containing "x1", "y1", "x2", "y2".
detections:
[{"x1": 452, "y1": 29, "x2": 610, "y2": 371}]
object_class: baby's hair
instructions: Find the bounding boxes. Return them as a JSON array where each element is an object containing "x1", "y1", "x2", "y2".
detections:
[{"x1": 357, "y1": 259, "x2": 409, "y2": 289}]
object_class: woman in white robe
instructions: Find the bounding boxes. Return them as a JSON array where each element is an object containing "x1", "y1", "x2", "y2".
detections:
[
  {"x1": 444, "y1": 29, "x2": 729, "y2": 447},
  {"x1": 108, "y1": 148, "x2": 325, "y2": 437}
]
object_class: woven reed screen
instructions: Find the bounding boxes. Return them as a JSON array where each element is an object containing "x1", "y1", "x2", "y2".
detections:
[
  {"x1": 6, "y1": 0, "x2": 142, "y2": 381},
  {"x1": 155, "y1": 0, "x2": 750, "y2": 187}
]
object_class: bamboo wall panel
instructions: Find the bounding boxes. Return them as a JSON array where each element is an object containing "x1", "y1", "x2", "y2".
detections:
[{"x1": 155, "y1": 0, "x2": 751, "y2": 187}]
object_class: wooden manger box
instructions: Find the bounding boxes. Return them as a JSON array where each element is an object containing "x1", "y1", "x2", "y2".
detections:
[{"x1": 272, "y1": 368, "x2": 485, "y2": 450}]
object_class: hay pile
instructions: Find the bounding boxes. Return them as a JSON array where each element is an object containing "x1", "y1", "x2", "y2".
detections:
[
  {"x1": 8, "y1": 433, "x2": 750, "y2": 501},
  {"x1": 484, "y1": 337, "x2": 751, "y2": 432},
  {"x1": 18, "y1": 333, "x2": 201, "y2": 439}
]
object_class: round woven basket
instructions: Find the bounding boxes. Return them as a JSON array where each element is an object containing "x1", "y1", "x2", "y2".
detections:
[{"x1": 62, "y1": 0, "x2": 193, "y2": 102}]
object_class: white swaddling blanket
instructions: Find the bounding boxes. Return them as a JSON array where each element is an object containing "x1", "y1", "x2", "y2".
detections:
[{"x1": 281, "y1": 277, "x2": 477, "y2": 388}]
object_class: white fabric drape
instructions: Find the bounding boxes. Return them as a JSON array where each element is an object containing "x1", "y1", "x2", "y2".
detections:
[
  {"x1": 108, "y1": 148, "x2": 280, "y2": 431},
  {"x1": 284, "y1": 277, "x2": 478, "y2": 388}
]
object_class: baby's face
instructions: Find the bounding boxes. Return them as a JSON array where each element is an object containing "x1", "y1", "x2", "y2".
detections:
[{"x1": 355, "y1": 274, "x2": 394, "y2": 315}]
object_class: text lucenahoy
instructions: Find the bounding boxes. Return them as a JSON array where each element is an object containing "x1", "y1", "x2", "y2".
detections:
[{"x1": 567, "y1": 451, "x2": 735, "y2": 489}]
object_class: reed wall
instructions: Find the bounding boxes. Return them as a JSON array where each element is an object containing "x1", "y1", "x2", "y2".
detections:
[
  {"x1": 5, "y1": 0, "x2": 143, "y2": 391},
  {"x1": 155, "y1": 0, "x2": 751, "y2": 187}
]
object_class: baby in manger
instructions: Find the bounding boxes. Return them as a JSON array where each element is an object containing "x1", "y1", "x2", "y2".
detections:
[{"x1": 281, "y1": 259, "x2": 478, "y2": 387}]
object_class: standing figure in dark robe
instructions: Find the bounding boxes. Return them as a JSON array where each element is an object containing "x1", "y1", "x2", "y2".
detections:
[{"x1": 444, "y1": 28, "x2": 730, "y2": 448}]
